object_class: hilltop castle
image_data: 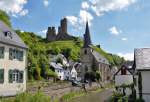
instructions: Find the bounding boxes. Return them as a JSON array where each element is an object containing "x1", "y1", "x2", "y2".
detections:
[{"x1": 46, "y1": 18, "x2": 75, "y2": 42}]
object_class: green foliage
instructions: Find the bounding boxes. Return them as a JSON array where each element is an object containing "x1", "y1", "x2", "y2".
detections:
[
  {"x1": 16, "y1": 30, "x2": 57, "y2": 80},
  {"x1": 95, "y1": 71, "x2": 101, "y2": 81},
  {"x1": 0, "y1": 92, "x2": 50, "y2": 102},
  {"x1": 61, "y1": 91, "x2": 85, "y2": 101},
  {"x1": 91, "y1": 46, "x2": 125, "y2": 66},
  {"x1": 16, "y1": 30, "x2": 124, "y2": 80},
  {"x1": 0, "y1": 10, "x2": 124, "y2": 80},
  {"x1": 56, "y1": 57, "x2": 63, "y2": 64},
  {"x1": 0, "y1": 10, "x2": 11, "y2": 27}
]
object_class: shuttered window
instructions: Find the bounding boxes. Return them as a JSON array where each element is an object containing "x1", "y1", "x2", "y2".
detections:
[
  {"x1": 9, "y1": 48, "x2": 24, "y2": 61},
  {"x1": 9, "y1": 70, "x2": 24, "y2": 83},
  {"x1": 0, "y1": 69, "x2": 4, "y2": 83},
  {"x1": 0, "y1": 47, "x2": 4, "y2": 59},
  {"x1": 19, "y1": 71, "x2": 24, "y2": 83},
  {"x1": 9, "y1": 48, "x2": 13, "y2": 60},
  {"x1": 9, "y1": 70, "x2": 13, "y2": 83}
]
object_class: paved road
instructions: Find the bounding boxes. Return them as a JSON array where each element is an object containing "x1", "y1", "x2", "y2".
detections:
[{"x1": 70, "y1": 88, "x2": 114, "y2": 102}]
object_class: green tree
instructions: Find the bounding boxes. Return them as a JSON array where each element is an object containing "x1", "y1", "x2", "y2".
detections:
[{"x1": 0, "y1": 10, "x2": 11, "y2": 27}]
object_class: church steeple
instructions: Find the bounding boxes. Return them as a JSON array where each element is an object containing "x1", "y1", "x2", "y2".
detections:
[{"x1": 83, "y1": 21, "x2": 92, "y2": 48}]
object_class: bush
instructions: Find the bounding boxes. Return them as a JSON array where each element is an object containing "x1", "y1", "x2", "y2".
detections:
[
  {"x1": 61, "y1": 91, "x2": 85, "y2": 101},
  {"x1": 136, "y1": 98, "x2": 145, "y2": 102},
  {"x1": 0, "y1": 92, "x2": 50, "y2": 102}
]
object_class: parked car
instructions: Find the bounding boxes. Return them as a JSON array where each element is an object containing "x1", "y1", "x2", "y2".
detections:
[{"x1": 71, "y1": 80, "x2": 82, "y2": 87}]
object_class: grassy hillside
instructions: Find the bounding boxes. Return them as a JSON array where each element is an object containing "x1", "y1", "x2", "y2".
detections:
[
  {"x1": 16, "y1": 30, "x2": 83, "y2": 80},
  {"x1": 0, "y1": 10, "x2": 124, "y2": 80},
  {"x1": 17, "y1": 30, "x2": 124, "y2": 64}
]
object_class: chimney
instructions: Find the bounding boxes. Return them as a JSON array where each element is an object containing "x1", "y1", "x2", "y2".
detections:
[{"x1": 96, "y1": 45, "x2": 101, "y2": 48}]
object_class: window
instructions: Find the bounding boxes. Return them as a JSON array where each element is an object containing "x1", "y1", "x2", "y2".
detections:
[
  {"x1": 0, "y1": 69, "x2": 4, "y2": 83},
  {"x1": 0, "y1": 47, "x2": 4, "y2": 59},
  {"x1": 9, "y1": 48, "x2": 23, "y2": 61},
  {"x1": 121, "y1": 68, "x2": 127, "y2": 75},
  {"x1": 4, "y1": 31, "x2": 12, "y2": 39},
  {"x1": 9, "y1": 70, "x2": 24, "y2": 83},
  {"x1": 84, "y1": 49, "x2": 87, "y2": 54}
]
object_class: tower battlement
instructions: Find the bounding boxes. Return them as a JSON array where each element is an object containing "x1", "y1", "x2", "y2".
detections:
[{"x1": 46, "y1": 18, "x2": 75, "y2": 42}]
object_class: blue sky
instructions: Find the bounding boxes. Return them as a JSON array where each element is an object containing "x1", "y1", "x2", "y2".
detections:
[{"x1": 0, "y1": 0, "x2": 149, "y2": 60}]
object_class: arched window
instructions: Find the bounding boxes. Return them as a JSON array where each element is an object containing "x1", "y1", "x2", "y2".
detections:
[{"x1": 84, "y1": 49, "x2": 87, "y2": 54}]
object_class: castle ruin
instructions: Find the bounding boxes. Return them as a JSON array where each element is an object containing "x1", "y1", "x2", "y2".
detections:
[{"x1": 46, "y1": 18, "x2": 75, "y2": 42}]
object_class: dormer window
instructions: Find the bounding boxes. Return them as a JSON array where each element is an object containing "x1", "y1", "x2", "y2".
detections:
[{"x1": 4, "y1": 31, "x2": 12, "y2": 39}]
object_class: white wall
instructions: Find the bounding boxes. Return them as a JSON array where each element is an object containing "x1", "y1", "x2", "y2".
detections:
[
  {"x1": 0, "y1": 43, "x2": 27, "y2": 96},
  {"x1": 141, "y1": 71, "x2": 150, "y2": 102},
  {"x1": 115, "y1": 75, "x2": 133, "y2": 95},
  {"x1": 115, "y1": 75, "x2": 133, "y2": 86},
  {"x1": 55, "y1": 69, "x2": 70, "y2": 80}
]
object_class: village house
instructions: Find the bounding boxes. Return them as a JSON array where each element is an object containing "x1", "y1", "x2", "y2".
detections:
[
  {"x1": 80, "y1": 21, "x2": 111, "y2": 83},
  {"x1": 50, "y1": 54, "x2": 70, "y2": 80},
  {"x1": 134, "y1": 48, "x2": 150, "y2": 102},
  {"x1": 0, "y1": 20, "x2": 28, "y2": 96},
  {"x1": 114, "y1": 65, "x2": 134, "y2": 95},
  {"x1": 50, "y1": 62, "x2": 70, "y2": 80},
  {"x1": 70, "y1": 62, "x2": 82, "y2": 81}
]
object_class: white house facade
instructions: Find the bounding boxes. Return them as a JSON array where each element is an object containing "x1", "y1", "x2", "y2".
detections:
[
  {"x1": 70, "y1": 62, "x2": 82, "y2": 81},
  {"x1": 50, "y1": 62, "x2": 70, "y2": 80},
  {"x1": 0, "y1": 21, "x2": 28, "y2": 96},
  {"x1": 114, "y1": 65, "x2": 134, "y2": 95},
  {"x1": 134, "y1": 48, "x2": 150, "y2": 102},
  {"x1": 71, "y1": 67, "x2": 77, "y2": 80}
]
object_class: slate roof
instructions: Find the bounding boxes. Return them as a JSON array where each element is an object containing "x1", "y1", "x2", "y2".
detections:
[
  {"x1": 50, "y1": 62, "x2": 63, "y2": 70},
  {"x1": 91, "y1": 50, "x2": 109, "y2": 65},
  {"x1": 135, "y1": 48, "x2": 150, "y2": 70},
  {"x1": 0, "y1": 20, "x2": 27, "y2": 49},
  {"x1": 83, "y1": 21, "x2": 92, "y2": 48}
]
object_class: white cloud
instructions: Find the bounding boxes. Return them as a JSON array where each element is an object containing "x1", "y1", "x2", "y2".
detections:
[
  {"x1": 38, "y1": 29, "x2": 47, "y2": 37},
  {"x1": 43, "y1": 0, "x2": 49, "y2": 7},
  {"x1": 67, "y1": 10, "x2": 93, "y2": 30},
  {"x1": 117, "y1": 53, "x2": 134, "y2": 61},
  {"x1": 67, "y1": 0, "x2": 136, "y2": 31},
  {"x1": 19, "y1": 9, "x2": 28, "y2": 16},
  {"x1": 81, "y1": 2, "x2": 90, "y2": 9},
  {"x1": 89, "y1": 0, "x2": 137, "y2": 16},
  {"x1": 79, "y1": 10, "x2": 93, "y2": 25},
  {"x1": 122, "y1": 37, "x2": 128, "y2": 41},
  {"x1": 0, "y1": 0, "x2": 28, "y2": 17},
  {"x1": 109, "y1": 26, "x2": 121, "y2": 35},
  {"x1": 66, "y1": 16, "x2": 78, "y2": 26}
]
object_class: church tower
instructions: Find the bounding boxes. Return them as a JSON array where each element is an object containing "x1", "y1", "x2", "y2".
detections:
[
  {"x1": 83, "y1": 21, "x2": 92, "y2": 48},
  {"x1": 80, "y1": 21, "x2": 94, "y2": 80}
]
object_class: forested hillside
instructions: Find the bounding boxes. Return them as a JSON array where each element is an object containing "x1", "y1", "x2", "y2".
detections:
[
  {"x1": 0, "y1": 10, "x2": 125, "y2": 80},
  {"x1": 0, "y1": 10, "x2": 11, "y2": 27}
]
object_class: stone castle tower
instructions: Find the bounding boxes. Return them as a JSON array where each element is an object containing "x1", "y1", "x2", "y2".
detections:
[
  {"x1": 46, "y1": 27, "x2": 56, "y2": 42},
  {"x1": 46, "y1": 18, "x2": 74, "y2": 42}
]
